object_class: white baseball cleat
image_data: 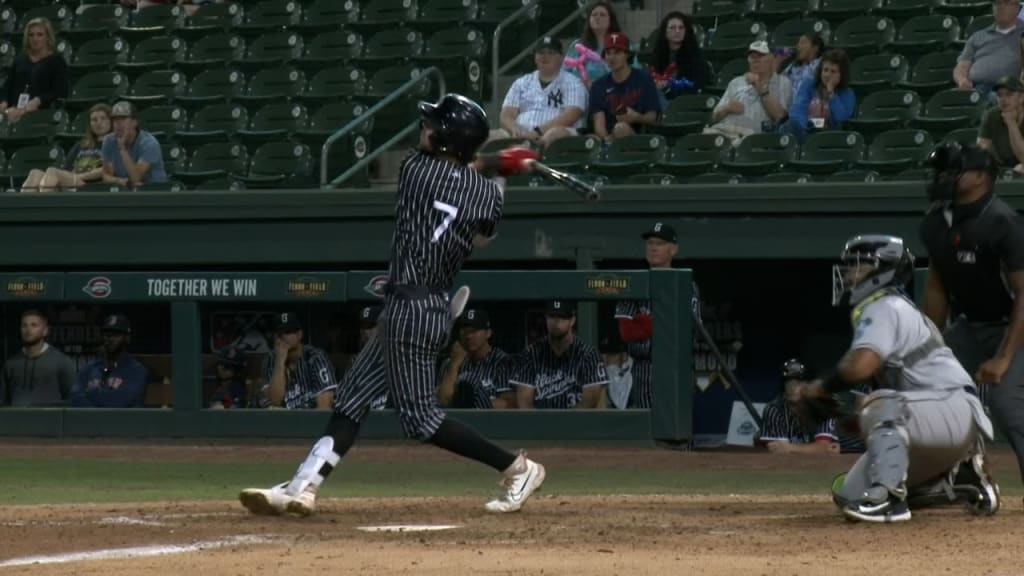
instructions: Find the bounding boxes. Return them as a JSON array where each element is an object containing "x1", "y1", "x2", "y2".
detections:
[
  {"x1": 239, "y1": 482, "x2": 318, "y2": 516},
  {"x1": 285, "y1": 488, "x2": 318, "y2": 517},
  {"x1": 484, "y1": 452, "x2": 546, "y2": 513}
]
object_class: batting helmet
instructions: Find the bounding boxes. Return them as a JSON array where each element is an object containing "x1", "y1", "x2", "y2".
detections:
[
  {"x1": 418, "y1": 93, "x2": 489, "y2": 164},
  {"x1": 925, "y1": 141, "x2": 998, "y2": 201}
]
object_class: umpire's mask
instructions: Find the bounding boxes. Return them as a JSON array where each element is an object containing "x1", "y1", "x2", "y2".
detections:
[
  {"x1": 832, "y1": 235, "x2": 913, "y2": 308},
  {"x1": 926, "y1": 142, "x2": 998, "y2": 202}
]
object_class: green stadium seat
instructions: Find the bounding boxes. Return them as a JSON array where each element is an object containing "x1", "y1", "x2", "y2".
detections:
[
  {"x1": 651, "y1": 94, "x2": 719, "y2": 138},
  {"x1": 296, "y1": 0, "x2": 360, "y2": 32},
  {"x1": 626, "y1": 173, "x2": 679, "y2": 185},
  {"x1": 69, "y1": 37, "x2": 130, "y2": 74},
  {"x1": 356, "y1": 29, "x2": 425, "y2": 69},
  {"x1": 67, "y1": 4, "x2": 130, "y2": 42},
  {"x1": 691, "y1": 0, "x2": 755, "y2": 27},
  {"x1": 813, "y1": 0, "x2": 881, "y2": 22},
  {"x1": 234, "y1": 31, "x2": 304, "y2": 71},
  {"x1": 875, "y1": 0, "x2": 939, "y2": 24},
  {"x1": 174, "y1": 142, "x2": 250, "y2": 186},
  {"x1": 960, "y1": 13, "x2": 994, "y2": 38},
  {"x1": 236, "y1": 66, "x2": 307, "y2": 108},
  {"x1": 591, "y1": 134, "x2": 668, "y2": 180},
  {"x1": 788, "y1": 130, "x2": 866, "y2": 174},
  {"x1": 770, "y1": 18, "x2": 832, "y2": 49},
  {"x1": 118, "y1": 36, "x2": 188, "y2": 77},
  {"x1": 911, "y1": 88, "x2": 985, "y2": 137},
  {"x1": 937, "y1": 0, "x2": 990, "y2": 20},
  {"x1": 844, "y1": 89, "x2": 922, "y2": 137},
  {"x1": 178, "y1": 34, "x2": 246, "y2": 75},
  {"x1": 119, "y1": 4, "x2": 185, "y2": 42},
  {"x1": 56, "y1": 109, "x2": 90, "y2": 148},
  {"x1": 355, "y1": 0, "x2": 420, "y2": 33},
  {"x1": 365, "y1": 64, "x2": 434, "y2": 100},
  {"x1": 476, "y1": 0, "x2": 539, "y2": 62},
  {"x1": 1, "y1": 143, "x2": 65, "y2": 183},
  {"x1": 541, "y1": 135, "x2": 602, "y2": 172},
  {"x1": 705, "y1": 58, "x2": 748, "y2": 96},
  {"x1": 178, "y1": 2, "x2": 244, "y2": 40},
  {"x1": 297, "y1": 31, "x2": 365, "y2": 71},
  {"x1": 175, "y1": 103, "x2": 249, "y2": 146},
  {"x1": 232, "y1": 141, "x2": 314, "y2": 188},
  {"x1": 755, "y1": 0, "x2": 818, "y2": 26},
  {"x1": 194, "y1": 177, "x2": 247, "y2": 191},
  {"x1": 0, "y1": 7, "x2": 14, "y2": 40},
  {"x1": 892, "y1": 166, "x2": 932, "y2": 180},
  {"x1": 13, "y1": 5, "x2": 72, "y2": 42},
  {"x1": 177, "y1": 68, "x2": 246, "y2": 108},
  {"x1": 137, "y1": 105, "x2": 188, "y2": 143},
  {"x1": 654, "y1": 133, "x2": 732, "y2": 177},
  {"x1": 857, "y1": 128, "x2": 933, "y2": 173},
  {"x1": 300, "y1": 66, "x2": 368, "y2": 105},
  {"x1": 123, "y1": 70, "x2": 188, "y2": 107},
  {"x1": 416, "y1": 28, "x2": 486, "y2": 100},
  {"x1": 161, "y1": 142, "x2": 188, "y2": 175},
  {"x1": 828, "y1": 169, "x2": 881, "y2": 181},
  {"x1": 895, "y1": 51, "x2": 958, "y2": 98},
  {"x1": 889, "y1": 14, "x2": 960, "y2": 56},
  {"x1": 0, "y1": 40, "x2": 13, "y2": 71},
  {"x1": 849, "y1": 53, "x2": 909, "y2": 97},
  {"x1": 762, "y1": 171, "x2": 813, "y2": 182},
  {"x1": 296, "y1": 100, "x2": 374, "y2": 149},
  {"x1": 236, "y1": 102, "x2": 310, "y2": 149},
  {"x1": 63, "y1": 71, "x2": 130, "y2": 112},
  {"x1": 704, "y1": 20, "x2": 768, "y2": 61},
  {"x1": 689, "y1": 171, "x2": 747, "y2": 183},
  {"x1": 720, "y1": 132, "x2": 798, "y2": 176},
  {"x1": 0, "y1": 108, "x2": 68, "y2": 148},
  {"x1": 236, "y1": 0, "x2": 303, "y2": 36},
  {"x1": 941, "y1": 127, "x2": 978, "y2": 146},
  {"x1": 417, "y1": 0, "x2": 480, "y2": 27},
  {"x1": 832, "y1": 15, "x2": 896, "y2": 58}
]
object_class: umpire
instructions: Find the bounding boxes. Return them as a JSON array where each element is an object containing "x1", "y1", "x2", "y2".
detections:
[{"x1": 920, "y1": 142, "x2": 1024, "y2": 485}]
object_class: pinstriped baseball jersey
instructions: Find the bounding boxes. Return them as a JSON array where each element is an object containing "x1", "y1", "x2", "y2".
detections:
[
  {"x1": 502, "y1": 70, "x2": 588, "y2": 131},
  {"x1": 614, "y1": 300, "x2": 652, "y2": 359},
  {"x1": 509, "y1": 339, "x2": 608, "y2": 409},
  {"x1": 259, "y1": 345, "x2": 337, "y2": 409},
  {"x1": 758, "y1": 397, "x2": 866, "y2": 453},
  {"x1": 439, "y1": 348, "x2": 513, "y2": 409}
]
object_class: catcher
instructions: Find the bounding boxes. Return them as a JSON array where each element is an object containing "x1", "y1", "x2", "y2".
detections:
[{"x1": 786, "y1": 234, "x2": 999, "y2": 523}]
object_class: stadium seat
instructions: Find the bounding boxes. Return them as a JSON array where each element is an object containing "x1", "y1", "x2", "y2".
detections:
[
  {"x1": 844, "y1": 89, "x2": 922, "y2": 137},
  {"x1": 941, "y1": 127, "x2": 978, "y2": 146},
  {"x1": 849, "y1": 53, "x2": 909, "y2": 96},
  {"x1": 689, "y1": 172, "x2": 746, "y2": 183},
  {"x1": 541, "y1": 135, "x2": 602, "y2": 173},
  {"x1": 365, "y1": 64, "x2": 433, "y2": 100},
  {"x1": 137, "y1": 105, "x2": 188, "y2": 142},
  {"x1": 889, "y1": 14, "x2": 960, "y2": 56},
  {"x1": 300, "y1": 66, "x2": 369, "y2": 105},
  {"x1": 177, "y1": 68, "x2": 246, "y2": 108},
  {"x1": 56, "y1": 109, "x2": 90, "y2": 148},
  {"x1": 770, "y1": 18, "x2": 832, "y2": 48},
  {"x1": 479, "y1": 138, "x2": 535, "y2": 154},
  {"x1": 417, "y1": 0, "x2": 480, "y2": 27},
  {"x1": 296, "y1": 100, "x2": 374, "y2": 149},
  {"x1": 704, "y1": 20, "x2": 768, "y2": 61},
  {"x1": 118, "y1": 36, "x2": 188, "y2": 77},
  {"x1": 911, "y1": 88, "x2": 985, "y2": 138},
  {"x1": 69, "y1": 37, "x2": 130, "y2": 74},
  {"x1": 691, "y1": 0, "x2": 755, "y2": 27},
  {"x1": 938, "y1": 0, "x2": 990, "y2": 21},
  {"x1": 755, "y1": 0, "x2": 817, "y2": 26},
  {"x1": 232, "y1": 141, "x2": 314, "y2": 188},
  {"x1": 654, "y1": 133, "x2": 732, "y2": 177},
  {"x1": 814, "y1": 0, "x2": 882, "y2": 22},
  {"x1": 174, "y1": 142, "x2": 250, "y2": 187},
  {"x1": 178, "y1": 2, "x2": 244, "y2": 39},
  {"x1": 356, "y1": 0, "x2": 421, "y2": 33},
  {"x1": 416, "y1": 28, "x2": 486, "y2": 100},
  {"x1": 788, "y1": 130, "x2": 866, "y2": 174},
  {"x1": 762, "y1": 171, "x2": 813, "y2": 182},
  {"x1": 119, "y1": 4, "x2": 184, "y2": 42},
  {"x1": 298, "y1": 31, "x2": 365, "y2": 70},
  {"x1": 124, "y1": 70, "x2": 188, "y2": 107},
  {"x1": 651, "y1": 94, "x2": 719, "y2": 138},
  {"x1": 296, "y1": 0, "x2": 360, "y2": 32},
  {"x1": 956, "y1": 14, "x2": 993, "y2": 50},
  {"x1": 0, "y1": 40, "x2": 13, "y2": 71},
  {"x1": 236, "y1": 0, "x2": 303, "y2": 36},
  {"x1": 857, "y1": 128, "x2": 933, "y2": 173},
  {"x1": 832, "y1": 16, "x2": 896, "y2": 58},
  {"x1": 235, "y1": 66, "x2": 307, "y2": 108},
  {"x1": 0, "y1": 109, "x2": 68, "y2": 148},
  {"x1": 64, "y1": 71, "x2": 130, "y2": 111},
  {"x1": 194, "y1": 177, "x2": 247, "y2": 191},
  {"x1": 591, "y1": 134, "x2": 668, "y2": 180},
  {"x1": 355, "y1": 29, "x2": 425, "y2": 69},
  {"x1": 0, "y1": 144, "x2": 65, "y2": 184},
  {"x1": 828, "y1": 169, "x2": 881, "y2": 181},
  {"x1": 175, "y1": 103, "x2": 250, "y2": 146},
  {"x1": 234, "y1": 31, "x2": 304, "y2": 70},
  {"x1": 67, "y1": 4, "x2": 130, "y2": 42},
  {"x1": 14, "y1": 5, "x2": 73, "y2": 39},
  {"x1": 161, "y1": 142, "x2": 188, "y2": 175},
  {"x1": 876, "y1": 0, "x2": 940, "y2": 23},
  {"x1": 236, "y1": 102, "x2": 310, "y2": 149},
  {"x1": 895, "y1": 50, "x2": 958, "y2": 98},
  {"x1": 0, "y1": 7, "x2": 14, "y2": 40},
  {"x1": 476, "y1": 0, "x2": 540, "y2": 58},
  {"x1": 720, "y1": 132, "x2": 798, "y2": 176},
  {"x1": 705, "y1": 58, "x2": 749, "y2": 96},
  {"x1": 178, "y1": 34, "x2": 246, "y2": 75},
  {"x1": 892, "y1": 166, "x2": 932, "y2": 180},
  {"x1": 626, "y1": 173, "x2": 679, "y2": 185}
]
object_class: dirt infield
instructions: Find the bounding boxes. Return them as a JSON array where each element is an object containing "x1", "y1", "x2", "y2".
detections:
[{"x1": 1, "y1": 443, "x2": 1022, "y2": 576}]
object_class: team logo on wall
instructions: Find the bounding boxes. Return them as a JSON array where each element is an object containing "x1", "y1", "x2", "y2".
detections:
[
  {"x1": 363, "y1": 275, "x2": 388, "y2": 298},
  {"x1": 82, "y1": 276, "x2": 112, "y2": 299},
  {"x1": 6, "y1": 277, "x2": 46, "y2": 298},
  {"x1": 287, "y1": 277, "x2": 329, "y2": 298}
]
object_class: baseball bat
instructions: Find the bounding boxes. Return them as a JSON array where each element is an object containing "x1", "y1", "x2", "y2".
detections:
[{"x1": 529, "y1": 160, "x2": 602, "y2": 203}]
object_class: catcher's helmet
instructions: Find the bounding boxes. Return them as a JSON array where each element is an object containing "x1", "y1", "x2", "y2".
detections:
[
  {"x1": 832, "y1": 235, "x2": 914, "y2": 307},
  {"x1": 925, "y1": 141, "x2": 998, "y2": 201},
  {"x1": 418, "y1": 93, "x2": 489, "y2": 164}
]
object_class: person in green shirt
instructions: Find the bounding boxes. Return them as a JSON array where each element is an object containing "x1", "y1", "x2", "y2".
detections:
[{"x1": 978, "y1": 75, "x2": 1024, "y2": 174}]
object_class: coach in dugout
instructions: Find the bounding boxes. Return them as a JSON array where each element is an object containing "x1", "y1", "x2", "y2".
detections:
[
  {"x1": 71, "y1": 314, "x2": 148, "y2": 408},
  {"x1": 258, "y1": 311, "x2": 337, "y2": 410}
]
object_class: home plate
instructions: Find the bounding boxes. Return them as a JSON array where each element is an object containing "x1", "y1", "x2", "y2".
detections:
[{"x1": 357, "y1": 524, "x2": 460, "y2": 533}]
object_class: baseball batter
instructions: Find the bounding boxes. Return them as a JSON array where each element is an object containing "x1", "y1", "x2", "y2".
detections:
[
  {"x1": 239, "y1": 94, "x2": 545, "y2": 516},
  {"x1": 788, "y1": 235, "x2": 999, "y2": 523}
]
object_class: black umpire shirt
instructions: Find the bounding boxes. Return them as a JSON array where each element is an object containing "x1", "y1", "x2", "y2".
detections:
[{"x1": 919, "y1": 192, "x2": 1024, "y2": 323}]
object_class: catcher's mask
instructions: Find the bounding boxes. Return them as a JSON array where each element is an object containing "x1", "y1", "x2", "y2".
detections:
[
  {"x1": 925, "y1": 142, "x2": 998, "y2": 202},
  {"x1": 832, "y1": 235, "x2": 914, "y2": 308}
]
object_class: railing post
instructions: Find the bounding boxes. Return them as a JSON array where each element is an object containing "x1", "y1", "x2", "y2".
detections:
[
  {"x1": 171, "y1": 301, "x2": 202, "y2": 412},
  {"x1": 650, "y1": 268, "x2": 693, "y2": 444}
]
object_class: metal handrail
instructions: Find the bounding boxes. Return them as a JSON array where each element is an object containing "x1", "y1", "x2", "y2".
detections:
[
  {"x1": 320, "y1": 67, "x2": 446, "y2": 188},
  {"x1": 491, "y1": 0, "x2": 597, "y2": 111}
]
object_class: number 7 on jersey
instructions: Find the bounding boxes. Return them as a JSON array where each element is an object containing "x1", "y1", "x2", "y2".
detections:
[{"x1": 431, "y1": 200, "x2": 459, "y2": 242}]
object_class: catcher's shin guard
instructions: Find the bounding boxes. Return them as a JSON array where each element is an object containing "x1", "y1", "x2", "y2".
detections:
[{"x1": 859, "y1": 393, "x2": 910, "y2": 498}]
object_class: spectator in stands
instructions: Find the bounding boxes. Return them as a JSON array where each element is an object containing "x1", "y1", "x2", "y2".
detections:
[
  {"x1": 563, "y1": 0, "x2": 637, "y2": 89},
  {"x1": 977, "y1": 75, "x2": 1024, "y2": 172},
  {"x1": 259, "y1": 311, "x2": 337, "y2": 410},
  {"x1": 490, "y1": 36, "x2": 587, "y2": 150},
  {"x1": 438, "y1": 309, "x2": 515, "y2": 409},
  {"x1": 955, "y1": 0, "x2": 1022, "y2": 101},
  {"x1": 20, "y1": 103, "x2": 112, "y2": 193},
  {"x1": 101, "y1": 101, "x2": 168, "y2": 187},
  {"x1": 71, "y1": 314, "x2": 148, "y2": 408},
  {"x1": 776, "y1": 33, "x2": 824, "y2": 96},
  {"x1": 705, "y1": 41, "x2": 794, "y2": 146},
  {"x1": 589, "y1": 33, "x2": 662, "y2": 143},
  {"x1": 648, "y1": 11, "x2": 709, "y2": 105},
  {"x1": 0, "y1": 309, "x2": 76, "y2": 407},
  {"x1": 778, "y1": 49, "x2": 855, "y2": 144},
  {"x1": 509, "y1": 300, "x2": 609, "y2": 409},
  {"x1": 208, "y1": 345, "x2": 248, "y2": 409},
  {"x1": 0, "y1": 18, "x2": 69, "y2": 122}
]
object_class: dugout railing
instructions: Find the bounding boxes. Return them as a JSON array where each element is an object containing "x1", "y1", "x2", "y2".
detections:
[{"x1": 0, "y1": 269, "x2": 694, "y2": 443}]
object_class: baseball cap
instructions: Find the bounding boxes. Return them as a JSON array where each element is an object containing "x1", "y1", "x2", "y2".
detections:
[
  {"x1": 274, "y1": 311, "x2": 302, "y2": 333},
  {"x1": 359, "y1": 305, "x2": 381, "y2": 325},
  {"x1": 642, "y1": 222, "x2": 678, "y2": 243},
  {"x1": 455, "y1": 309, "x2": 491, "y2": 329},
  {"x1": 101, "y1": 313, "x2": 131, "y2": 334},
  {"x1": 603, "y1": 32, "x2": 631, "y2": 55},
  {"x1": 535, "y1": 36, "x2": 563, "y2": 53},
  {"x1": 995, "y1": 75, "x2": 1023, "y2": 92},
  {"x1": 748, "y1": 40, "x2": 771, "y2": 55},
  {"x1": 217, "y1": 345, "x2": 247, "y2": 369},
  {"x1": 110, "y1": 101, "x2": 137, "y2": 118},
  {"x1": 545, "y1": 300, "x2": 576, "y2": 317}
]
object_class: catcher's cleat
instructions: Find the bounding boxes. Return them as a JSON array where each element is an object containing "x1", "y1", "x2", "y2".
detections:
[
  {"x1": 954, "y1": 453, "x2": 1000, "y2": 516},
  {"x1": 843, "y1": 497, "x2": 911, "y2": 523},
  {"x1": 830, "y1": 473, "x2": 847, "y2": 507},
  {"x1": 484, "y1": 452, "x2": 545, "y2": 513}
]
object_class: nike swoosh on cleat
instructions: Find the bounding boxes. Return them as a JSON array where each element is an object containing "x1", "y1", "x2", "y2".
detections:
[{"x1": 509, "y1": 469, "x2": 534, "y2": 502}]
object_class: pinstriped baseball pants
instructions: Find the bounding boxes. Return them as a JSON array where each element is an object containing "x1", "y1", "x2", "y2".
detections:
[{"x1": 334, "y1": 293, "x2": 449, "y2": 439}]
